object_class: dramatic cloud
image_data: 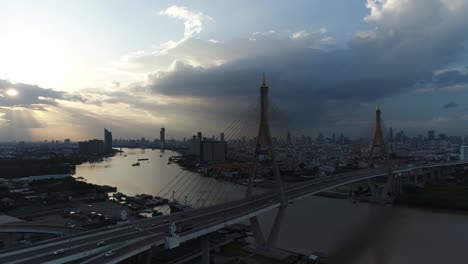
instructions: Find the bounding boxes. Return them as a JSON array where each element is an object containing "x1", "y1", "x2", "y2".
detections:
[
  {"x1": 0, "y1": 78, "x2": 226, "y2": 141},
  {"x1": 150, "y1": 1, "x2": 467, "y2": 97},
  {"x1": 0, "y1": 80, "x2": 66, "y2": 108},
  {"x1": 134, "y1": 0, "x2": 468, "y2": 132}
]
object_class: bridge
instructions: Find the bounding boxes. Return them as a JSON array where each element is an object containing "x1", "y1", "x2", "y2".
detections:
[{"x1": 1, "y1": 75, "x2": 466, "y2": 264}]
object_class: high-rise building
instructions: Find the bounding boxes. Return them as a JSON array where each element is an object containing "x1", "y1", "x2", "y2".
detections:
[
  {"x1": 220, "y1": 132, "x2": 225, "y2": 141},
  {"x1": 191, "y1": 135, "x2": 200, "y2": 156},
  {"x1": 439, "y1": 133, "x2": 447, "y2": 140},
  {"x1": 79, "y1": 139, "x2": 105, "y2": 155},
  {"x1": 160, "y1": 127, "x2": 166, "y2": 143},
  {"x1": 461, "y1": 146, "x2": 468, "y2": 160},
  {"x1": 197, "y1": 132, "x2": 202, "y2": 141},
  {"x1": 428, "y1": 130, "x2": 435, "y2": 141},
  {"x1": 104, "y1": 128, "x2": 113, "y2": 153},
  {"x1": 200, "y1": 141, "x2": 227, "y2": 161}
]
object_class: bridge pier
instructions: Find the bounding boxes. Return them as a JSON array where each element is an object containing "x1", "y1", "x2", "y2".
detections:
[
  {"x1": 4, "y1": 233, "x2": 14, "y2": 248},
  {"x1": 266, "y1": 205, "x2": 287, "y2": 249},
  {"x1": 137, "y1": 247, "x2": 153, "y2": 264},
  {"x1": 201, "y1": 235, "x2": 210, "y2": 264},
  {"x1": 413, "y1": 170, "x2": 420, "y2": 185},
  {"x1": 250, "y1": 216, "x2": 266, "y2": 248},
  {"x1": 367, "y1": 179, "x2": 379, "y2": 200},
  {"x1": 382, "y1": 170, "x2": 395, "y2": 198}
]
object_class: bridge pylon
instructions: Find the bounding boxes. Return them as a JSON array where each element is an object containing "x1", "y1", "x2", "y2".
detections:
[
  {"x1": 367, "y1": 104, "x2": 394, "y2": 200},
  {"x1": 368, "y1": 104, "x2": 389, "y2": 167},
  {"x1": 247, "y1": 73, "x2": 288, "y2": 250}
]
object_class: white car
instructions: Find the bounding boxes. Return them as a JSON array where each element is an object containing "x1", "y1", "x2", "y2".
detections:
[
  {"x1": 96, "y1": 241, "x2": 105, "y2": 246},
  {"x1": 53, "y1": 249, "x2": 66, "y2": 255},
  {"x1": 104, "y1": 251, "x2": 116, "y2": 257}
]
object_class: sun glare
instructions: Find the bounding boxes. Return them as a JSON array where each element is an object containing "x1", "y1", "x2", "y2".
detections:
[{"x1": 6, "y1": 89, "x2": 18, "y2": 97}]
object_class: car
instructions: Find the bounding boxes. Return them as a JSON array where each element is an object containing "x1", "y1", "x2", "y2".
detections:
[
  {"x1": 267, "y1": 199, "x2": 275, "y2": 203},
  {"x1": 96, "y1": 241, "x2": 105, "y2": 246},
  {"x1": 53, "y1": 249, "x2": 66, "y2": 255},
  {"x1": 163, "y1": 219, "x2": 169, "y2": 223},
  {"x1": 151, "y1": 223, "x2": 159, "y2": 227},
  {"x1": 104, "y1": 251, "x2": 116, "y2": 257},
  {"x1": 19, "y1": 240, "x2": 31, "y2": 245}
]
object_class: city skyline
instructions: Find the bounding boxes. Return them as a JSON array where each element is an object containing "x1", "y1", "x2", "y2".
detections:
[{"x1": 1, "y1": 0, "x2": 468, "y2": 141}]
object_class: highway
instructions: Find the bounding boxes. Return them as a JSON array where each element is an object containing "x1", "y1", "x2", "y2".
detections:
[
  {"x1": 0, "y1": 224, "x2": 83, "y2": 235},
  {"x1": 0, "y1": 161, "x2": 466, "y2": 264}
]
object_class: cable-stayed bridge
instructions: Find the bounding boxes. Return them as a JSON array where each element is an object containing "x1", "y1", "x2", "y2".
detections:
[{"x1": 1, "y1": 75, "x2": 467, "y2": 264}]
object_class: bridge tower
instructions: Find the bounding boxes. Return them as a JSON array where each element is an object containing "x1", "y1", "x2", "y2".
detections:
[
  {"x1": 247, "y1": 73, "x2": 288, "y2": 250},
  {"x1": 368, "y1": 105, "x2": 394, "y2": 199},
  {"x1": 368, "y1": 104, "x2": 389, "y2": 167}
]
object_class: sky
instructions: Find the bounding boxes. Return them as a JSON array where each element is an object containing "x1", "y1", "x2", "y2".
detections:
[{"x1": 1, "y1": 0, "x2": 468, "y2": 141}]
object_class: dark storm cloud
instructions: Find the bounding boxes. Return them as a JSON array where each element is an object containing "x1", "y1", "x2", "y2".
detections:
[
  {"x1": 144, "y1": 0, "x2": 468, "y2": 129},
  {"x1": 443, "y1": 101, "x2": 459, "y2": 108},
  {"x1": 0, "y1": 79, "x2": 87, "y2": 109}
]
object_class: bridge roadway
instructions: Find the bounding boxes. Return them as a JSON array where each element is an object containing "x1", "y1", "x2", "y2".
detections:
[
  {"x1": 0, "y1": 161, "x2": 466, "y2": 264},
  {"x1": 0, "y1": 224, "x2": 84, "y2": 235}
]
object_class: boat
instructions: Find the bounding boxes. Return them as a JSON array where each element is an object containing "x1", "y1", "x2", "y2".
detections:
[
  {"x1": 123, "y1": 155, "x2": 127, "y2": 157},
  {"x1": 138, "y1": 158, "x2": 149, "y2": 161},
  {"x1": 132, "y1": 162, "x2": 140, "y2": 167}
]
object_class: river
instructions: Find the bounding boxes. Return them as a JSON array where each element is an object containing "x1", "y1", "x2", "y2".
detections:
[{"x1": 74, "y1": 148, "x2": 468, "y2": 263}]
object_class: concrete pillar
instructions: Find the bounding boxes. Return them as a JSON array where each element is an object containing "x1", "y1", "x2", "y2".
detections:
[
  {"x1": 5, "y1": 233, "x2": 14, "y2": 248},
  {"x1": 367, "y1": 179, "x2": 379, "y2": 199},
  {"x1": 201, "y1": 236, "x2": 210, "y2": 264},
  {"x1": 267, "y1": 205, "x2": 287, "y2": 249},
  {"x1": 250, "y1": 216, "x2": 266, "y2": 249},
  {"x1": 139, "y1": 247, "x2": 153, "y2": 264}
]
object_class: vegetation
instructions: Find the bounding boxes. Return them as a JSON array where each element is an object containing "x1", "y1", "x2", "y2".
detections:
[
  {"x1": 220, "y1": 241, "x2": 298, "y2": 264},
  {"x1": 0, "y1": 159, "x2": 76, "y2": 178},
  {"x1": 29, "y1": 178, "x2": 114, "y2": 195},
  {"x1": 396, "y1": 184, "x2": 468, "y2": 211},
  {"x1": 221, "y1": 241, "x2": 250, "y2": 257}
]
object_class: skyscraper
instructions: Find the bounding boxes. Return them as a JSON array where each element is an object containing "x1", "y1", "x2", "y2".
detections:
[
  {"x1": 104, "y1": 128, "x2": 113, "y2": 154},
  {"x1": 428, "y1": 130, "x2": 435, "y2": 141},
  {"x1": 160, "y1": 127, "x2": 166, "y2": 143}
]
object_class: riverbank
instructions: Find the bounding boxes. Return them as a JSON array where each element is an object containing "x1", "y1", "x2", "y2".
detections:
[{"x1": 0, "y1": 151, "x2": 118, "y2": 179}]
